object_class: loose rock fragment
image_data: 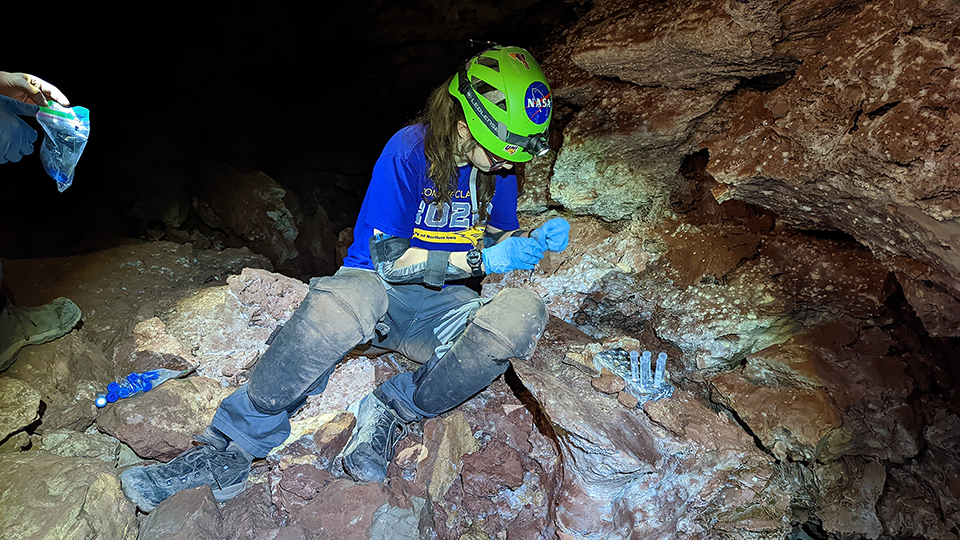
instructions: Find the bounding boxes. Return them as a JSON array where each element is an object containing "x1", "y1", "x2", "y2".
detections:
[
  {"x1": 591, "y1": 368, "x2": 626, "y2": 394},
  {"x1": 618, "y1": 391, "x2": 640, "y2": 409}
]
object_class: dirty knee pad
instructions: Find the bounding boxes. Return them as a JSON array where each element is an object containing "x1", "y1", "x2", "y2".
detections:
[
  {"x1": 470, "y1": 288, "x2": 547, "y2": 360},
  {"x1": 307, "y1": 269, "x2": 389, "y2": 336},
  {"x1": 247, "y1": 270, "x2": 388, "y2": 414}
]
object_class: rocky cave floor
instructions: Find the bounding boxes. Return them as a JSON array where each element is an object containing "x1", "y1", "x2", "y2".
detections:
[
  {"x1": 0, "y1": 159, "x2": 958, "y2": 540},
  {"x1": 2, "y1": 1, "x2": 960, "y2": 535}
]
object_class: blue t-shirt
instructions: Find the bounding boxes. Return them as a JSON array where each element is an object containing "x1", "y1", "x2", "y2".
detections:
[{"x1": 343, "y1": 124, "x2": 520, "y2": 270}]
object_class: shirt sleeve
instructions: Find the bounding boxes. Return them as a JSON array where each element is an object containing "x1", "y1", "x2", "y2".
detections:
[
  {"x1": 363, "y1": 151, "x2": 424, "y2": 239},
  {"x1": 488, "y1": 173, "x2": 520, "y2": 231}
]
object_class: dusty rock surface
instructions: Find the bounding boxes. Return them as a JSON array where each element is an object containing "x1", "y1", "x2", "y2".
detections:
[
  {"x1": 192, "y1": 164, "x2": 339, "y2": 280},
  {"x1": 112, "y1": 317, "x2": 197, "y2": 375},
  {"x1": 1, "y1": 2, "x2": 959, "y2": 538},
  {"x1": 0, "y1": 235, "x2": 956, "y2": 540},
  {"x1": 0, "y1": 377, "x2": 40, "y2": 442},
  {"x1": 96, "y1": 377, "x2": 235, "y2": 461},
  {"x1": 0, "y1": 241, "x2": 271, "y2": 357},
  {"x1": 492, "y1": 177, "x2": 892, "y2": 375},
  {"x1": 0, "y1": 451, "x2": 138, "y2": 540},
  {"x1": 3, "y1": 332, "x2": 115, "y2": 432},
  {"x1": 702, "y1": 0, "x2": 960, "y2": 337}
]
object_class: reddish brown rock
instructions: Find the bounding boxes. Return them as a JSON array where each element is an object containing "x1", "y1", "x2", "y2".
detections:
[
  {"x1": 435, "y1": 377, "x2": 558, "y2": 540},
  {"x1": 616, "y1": 390, "x2": 639, "y2": 408},
  {"x1": 4, "y1": 332, "x2": 114, "y2": 432},
  {"x1": 271, "y1": 411, "x2": 355, "y2": 472},
  {"x1": 513, "y1": 318, "x2": 678, "y2": 539},
  {"x1": 144, "y1": 482, "x2": 284, "y2": 540},
  {"x1": 111, "y1": 317, "x2": 197, "y2": 374},
  {"x1": 415, "y1": 411, "x2": 480, "y2": 501},
  {"x1": 226, "y1": 267, "x2": 308, "y2": 330},
  {"x1": 590, "y1": 367, "x2": 625, "y2": 394},
  {"x1": 288, "y1": 479, "x2": 427, "y2": 540},
  {"x1": 461, "y1": 439, "x2": 525, "y2": 497},
  {"x1": 704, "y1": 0, "x2": 960, "y2": 336},
  {"x1": 878, "y1": 410, "x2": 960, "y2": 538},
  {"x1": 160, "y1": 285, "x2": 273, "y2": 384},
  {"x1": 566, "y1": 0, "x2": 792, "y2": 91},
  {"x1": 719, "y1": 318, "x2": 920, "y2": 464},
  {"x1": 547, "y1": 82, "x2": 724, "y2": 221},
  {"x1": 661, "y1": 214, "x2": 764, "y2": 289},
  {"x1": 0, "y1": 242, "x2": 271, "y2": 356},
  {"x1": 192, "y1": 165, "x2": 302, "y2": 268},
  {"x1": 273, "y1": 464, "x2": 337, "y2": 515},
  {"x1": 814, "y1": 457, "x2": 886, "y2": 539},
  {"x1": 220, "y1": 482, "x2": 286, "y2": 540},
  {"x1": 711, "y1": 366, "x2": 841, "y2": 461},
  {"x1": 140, "y1": 485, "x2": 222, "y2": 540},
  {"x1": 643, "y1": 390, "x2": 791, "y2": 537},
  {"x1": 96, "y1": 377, "x2": 234, "y2": 461},
  {"x1": 192, "y1": 164, "x2": 338, "y2": 279},
  {"x1": 492, "y1": 205, "x2": 890, "y2": 376}
]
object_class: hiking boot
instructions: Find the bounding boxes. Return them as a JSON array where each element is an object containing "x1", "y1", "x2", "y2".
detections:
[
  {"x1": 0, "y1": 297, "x2": 81, "y2": 372},
  {"x1": 120, "y1": 441, "x2": 253, "y2": 512},
  {"x1": 340, "y1": 391, "x2": 411, "y2": 483}
]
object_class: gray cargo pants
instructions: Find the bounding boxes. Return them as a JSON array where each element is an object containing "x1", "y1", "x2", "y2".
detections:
[{"x1": 211, "y1": 267, "x2": 547, "y2": 457}]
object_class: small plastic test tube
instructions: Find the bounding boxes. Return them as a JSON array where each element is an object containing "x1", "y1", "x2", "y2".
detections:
[
  {"x1": 641, "y1": 351, "x2": 652, "y2": 387},
  {"x1": 654, "y1": 352, "x2": 667, "y2": 387},
  {"x1": 630, "y1": 350, "x2": 639, "y2": 381}
]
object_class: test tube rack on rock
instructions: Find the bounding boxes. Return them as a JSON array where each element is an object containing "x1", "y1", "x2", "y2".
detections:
[{"x1": 593, "y1": 348, "x2": 674, "y2": 406}]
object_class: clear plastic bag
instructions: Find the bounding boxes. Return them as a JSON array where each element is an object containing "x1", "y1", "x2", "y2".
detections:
[{"x1": 35, "y1": 102, "x2": 90, "y2": 192}]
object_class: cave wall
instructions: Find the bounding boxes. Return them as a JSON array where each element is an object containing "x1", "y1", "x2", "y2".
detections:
[
  {"x1": 512, "y1": 1, "x2": 960, "y2": 536},
  {"x1": 3, "y1": 2, "x2": 959, "y2": 539},
  {"x1": 532, "y1": 0, "x2": 960, "y2": 338}
]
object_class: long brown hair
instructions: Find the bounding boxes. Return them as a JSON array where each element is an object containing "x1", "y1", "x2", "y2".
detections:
[{"x1": 412, "y1": 77, "x2": 496, "y2": 223}]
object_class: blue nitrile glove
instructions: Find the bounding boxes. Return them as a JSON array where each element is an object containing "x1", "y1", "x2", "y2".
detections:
[
  {"x1": 482, "y1": 236, "x2": 546, "y2": 273},
  {"x1": 531, "y1": 217, "x2": 571, "y2": 252},
  {"x1": 0, "y1": 95, "x2": 40, "y2": 164}
]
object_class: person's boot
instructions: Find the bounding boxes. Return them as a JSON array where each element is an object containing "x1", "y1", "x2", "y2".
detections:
[
  {"x1": 119, "y1": 434, "x2": 253, "y2": 512},
  {"x1": 0, "y1": 297, "x2": 81, "y2": 372},
  {"x1": 340, "y1": 390, "x2": 412, "y2": 483}
]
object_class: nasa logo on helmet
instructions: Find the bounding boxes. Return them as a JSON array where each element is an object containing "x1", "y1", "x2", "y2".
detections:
[{"x1": 524, "y1": 81, "x2": 551, "y2": 125}]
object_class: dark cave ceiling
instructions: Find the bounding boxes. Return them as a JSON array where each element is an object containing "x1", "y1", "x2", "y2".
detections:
[{"x1": 1, "y1": 1, "x2": 582, "y2": 256}]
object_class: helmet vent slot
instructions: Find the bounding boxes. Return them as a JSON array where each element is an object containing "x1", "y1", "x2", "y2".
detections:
[
  {"x1": 471, "y1": 79, "x2": 507, "y2": 111},
  {"x1": 476, "y1": 56, "x2": 500, "y2": 72}
]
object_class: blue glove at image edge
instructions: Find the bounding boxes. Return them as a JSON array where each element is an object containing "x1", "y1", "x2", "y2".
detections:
[{"x1": 0, "y1": 95, "x2": 40, "y2": 164}]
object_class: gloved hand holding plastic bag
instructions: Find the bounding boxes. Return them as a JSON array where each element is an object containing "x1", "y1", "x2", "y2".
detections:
[
  {"x1": 0, "y1": 94, "x2": 39, "y2": 164},
  {"x1": 35, "y1": 100, "x2": 90, "y2": 192}
]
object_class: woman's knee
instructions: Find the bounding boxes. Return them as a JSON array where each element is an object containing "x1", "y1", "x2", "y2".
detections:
[
  {"x1": 471, "y1": 288, "x2": 547, "y2": 360},
  {"x1": 305, "y1": 269, "x2": 388, "y2": 335}
]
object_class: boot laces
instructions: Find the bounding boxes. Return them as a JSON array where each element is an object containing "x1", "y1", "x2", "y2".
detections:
[
  {"x1": 370, "y1": 406, "x2": 409, "y2": 461},
  {"x1": 164, "y1": 444, "x2": 239, "y2": 490}
]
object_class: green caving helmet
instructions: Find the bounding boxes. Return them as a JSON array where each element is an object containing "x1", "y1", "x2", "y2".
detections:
[{"x1": 448, "y1": 46, "x2": 552, "y2": 163}]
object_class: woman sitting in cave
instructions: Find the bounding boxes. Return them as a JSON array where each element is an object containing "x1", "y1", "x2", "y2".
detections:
[{"x1": 120, "y1": 45, "x2": 570, "y2": 512}]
